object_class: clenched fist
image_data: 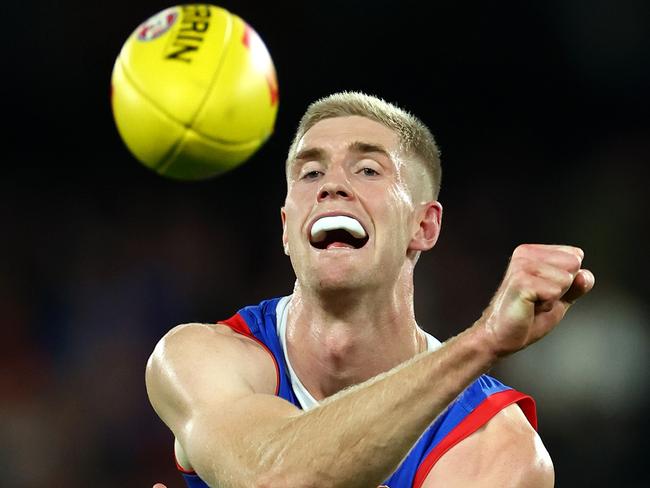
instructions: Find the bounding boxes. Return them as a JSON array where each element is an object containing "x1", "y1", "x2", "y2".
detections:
[{"x1": 480, "y1": 244, "x2": 595, "y2": 357}]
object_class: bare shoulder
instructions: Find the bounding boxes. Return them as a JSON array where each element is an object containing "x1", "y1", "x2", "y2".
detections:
[
  {"x1": 423, "y1": 404, "x2": 554, "y2": 487},
  {"x1": 148, "y1": 322, "x2": 274, "y2": 368},
  {"x1": 145, "y1": 322, "x2": 278, "y2": 428}
]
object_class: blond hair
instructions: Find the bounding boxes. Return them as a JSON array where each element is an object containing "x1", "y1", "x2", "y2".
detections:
[{"x1": 286, "y1": 91, "x2": 442, "y2": 199}]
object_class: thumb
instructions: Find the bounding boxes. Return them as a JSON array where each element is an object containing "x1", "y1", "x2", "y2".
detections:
[
  {"x1": 562, "y1": 269, "x2": 595, "y2": 305},
  {"x1": 153, "y1": 484, "x2": 167, "y2": 488}
]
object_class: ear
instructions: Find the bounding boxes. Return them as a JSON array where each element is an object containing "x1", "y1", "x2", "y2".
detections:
[
  {"x1": 280, "y1": 207, "x2": 290, "y2": 255},
  {"x1": 409, "y1": 201, "x2": 443, "y2": 252}
]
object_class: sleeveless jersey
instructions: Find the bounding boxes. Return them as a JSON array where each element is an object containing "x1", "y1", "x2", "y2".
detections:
[{"x1": 176, "y1": 296, "x2": 537, "y2": 488}]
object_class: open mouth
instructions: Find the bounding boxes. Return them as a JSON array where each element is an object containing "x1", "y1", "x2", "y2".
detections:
[
  {"x1": 311, "y1": 229, "x2": 369, "y2": 249},
  {"x1": 309, "y1": 215, "x2": 369, "y2": 250}
]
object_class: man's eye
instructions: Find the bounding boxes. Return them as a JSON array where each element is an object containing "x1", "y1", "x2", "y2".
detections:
[
  {"x1": 302, "y1": 170, "x2": 322, "y2": 180},
  {"x1": 360, "y1": 167, "x2": 379, "y2": 177}
]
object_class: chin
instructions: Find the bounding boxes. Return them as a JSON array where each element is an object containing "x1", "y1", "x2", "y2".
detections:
[
  {"x1": 307, "y1": 260, "x2": 376, "y2": 293},
  {"x1": 316, "y1": 276, "x2": 362, "y2": 293},
  {"x1": 291, "y1": 245, "x2": 382, "y2": 293}
]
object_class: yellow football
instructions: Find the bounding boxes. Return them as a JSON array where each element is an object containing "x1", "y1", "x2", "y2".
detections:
[{"x1": 111, "y1": 4, "x2": 279, "y2": 180}]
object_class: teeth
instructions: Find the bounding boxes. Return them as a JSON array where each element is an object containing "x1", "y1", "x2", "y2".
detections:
[{"x1": 310, "y1": 216, "x2": 367, "y2": 242}]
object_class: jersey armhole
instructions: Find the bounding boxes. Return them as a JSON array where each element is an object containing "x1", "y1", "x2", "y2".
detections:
[
  {"x1": 219, "y1": 313, "x2": 281, "y2": 396},
  {"x1": 412, "y1": 389, "x2": 537, "y2": 488}
]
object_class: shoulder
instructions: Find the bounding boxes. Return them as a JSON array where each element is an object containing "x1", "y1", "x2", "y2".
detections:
[
  {"x1": 145, "y1": 323, "x2": 278, "y2": 423},
  {"x1": 423, "y1": 403, "x2": 554, "y2": 487},
  {"x1": 148, "y1": 322, "x2": 275, "y2": 376}
]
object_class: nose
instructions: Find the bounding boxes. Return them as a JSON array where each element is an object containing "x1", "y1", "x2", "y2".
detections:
[
  {"x1": 317, "y1": 178, "x2": 352, "y2": 202},
  {"x1": 316, "y1": 165, "x2": 354, "y2": 202}
]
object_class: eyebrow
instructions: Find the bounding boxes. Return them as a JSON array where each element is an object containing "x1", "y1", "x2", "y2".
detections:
[
  {"x1": 348, "y1": 141, "x2": 391, "y2": 159},
  {"x1": 294, "y1": 146, "x2": 326, "y2": 163},
  {"x1": 294, "y1": 141, "x2": 391, "y2": 163}
]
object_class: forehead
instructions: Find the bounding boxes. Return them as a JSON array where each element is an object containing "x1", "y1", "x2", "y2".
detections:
[{"x1": 294, "y1": 116, "x2": 401, "y2": 157}]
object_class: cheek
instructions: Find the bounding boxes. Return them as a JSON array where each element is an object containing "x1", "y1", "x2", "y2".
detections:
[
  {"x1": 283, "y1": 202, "x2": 304, "y2": 242},
  {"x1": 285, "y1": 185, "x2": 313, "y2": 215},
  {"x1": 391, "y1": 180, "x2": 414, "y2": 209},
  {"x1": 385, "y1": 184, "x2": 414, "y2": 224},
  {"x1": 374, "y1": 188, "x2": 415, "y2": 251}
]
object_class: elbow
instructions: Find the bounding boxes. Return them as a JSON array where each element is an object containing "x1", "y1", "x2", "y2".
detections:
[
  {"x1": 507, "y1": 430, "x2": 555, "y2": 487},
  {"x1": 515, "y1": 460, "x2": 554, "y2": 487},
  {"x1": 523, "y1": 436, "x2": 555, "y2": 487}
]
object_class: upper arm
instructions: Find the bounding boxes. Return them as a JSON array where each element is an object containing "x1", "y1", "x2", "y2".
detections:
[
  {"x1": 145, "y1": 323, "x2": 301, "y2": 485},
  {"x1": 422, "y1": 404, "x2": 554, "y2": 488}
]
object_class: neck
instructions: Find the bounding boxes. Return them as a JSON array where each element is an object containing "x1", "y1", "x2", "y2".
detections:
[{"x1": 285, "y1": 273, "x2": 427, "y2": 400}]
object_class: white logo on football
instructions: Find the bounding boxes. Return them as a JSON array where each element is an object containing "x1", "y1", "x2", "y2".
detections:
[
  {"x1": 310, "y1": 216, "x2": 366, "y2": 242},
  {"x1": 137, "y1": 7, "x2": 178, "y2": 41}
]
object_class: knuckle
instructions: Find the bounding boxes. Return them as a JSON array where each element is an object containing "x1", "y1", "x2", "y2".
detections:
[
  {"x1": 555, "y1": 250, "x2": 582, "y2": 274},
  {"x1": 573, "y1": 246, "x2": 585, "y2": 260},
  {"x1": 561, "y1": 245, "x2": 584, "y2": 261},
  {"x1": 508, "y1": 255, "x2": 526, "y2": 271},
  {"x1": 562, "y1": 269, "x2": 575, "y2": 286},
  {"x1": 512, "y1": 256, "x2": 536, "y2": 275},
  {"x1": 513, "y1": 244, "x2": 532, "y2": 258},
  {"x1": 573, "y1": 249, "x2": 584, "y2": 265},
  {"x1": 568, "y1": 253, "x2": 582, "y2": 272},
  {"x1": 548, "y1": 285, "x2": 563, "y2": 300}
]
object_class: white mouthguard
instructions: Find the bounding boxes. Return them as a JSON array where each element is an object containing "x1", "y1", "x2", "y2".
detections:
[{"x1": 310, "y1": 216, "x2": 367, "y2": 243}]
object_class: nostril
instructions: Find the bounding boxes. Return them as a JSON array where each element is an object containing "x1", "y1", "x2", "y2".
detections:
[{"x1": 317, "y1": 184, "x2": 351, "y2": 201}]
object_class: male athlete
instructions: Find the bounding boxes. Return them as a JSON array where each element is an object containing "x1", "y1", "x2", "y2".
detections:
[{"x1": 146, "y1": 92, "x2": 595, "y2": 487}]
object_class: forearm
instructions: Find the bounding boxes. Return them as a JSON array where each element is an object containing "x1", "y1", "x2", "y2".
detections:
[{"x1": 194, "y1": 325, "x2": 496, "y2": 488}]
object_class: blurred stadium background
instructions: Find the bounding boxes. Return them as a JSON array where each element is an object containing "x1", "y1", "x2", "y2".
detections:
[{"x1": 2, "y1": 0, "x2": 649, "y2": 486}]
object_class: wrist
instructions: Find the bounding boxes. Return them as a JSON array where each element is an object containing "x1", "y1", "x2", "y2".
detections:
[{"x1": 464, "y1": 317, "x2": 501, "y2": 366}]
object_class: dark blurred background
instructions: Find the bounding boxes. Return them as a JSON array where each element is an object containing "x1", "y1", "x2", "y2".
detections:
[{"x1": 2, "y1": 0, "x2": 649, "y2": 486}]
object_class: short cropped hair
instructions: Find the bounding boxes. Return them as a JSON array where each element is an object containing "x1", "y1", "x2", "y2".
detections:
[{"x1": 286, "y1": 91, "x2": 442, "y2": 199}]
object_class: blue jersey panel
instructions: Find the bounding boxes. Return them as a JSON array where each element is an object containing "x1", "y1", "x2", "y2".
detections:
[
  {"x1": 236, "y1": 297, "x2": 301, "y2": 407},
  {"x1": 181, "y1": 473, "x2": 209, "y2": 488},
  {"x1": 382, "y1": 375, "x2": 513, "y2": 487}
]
